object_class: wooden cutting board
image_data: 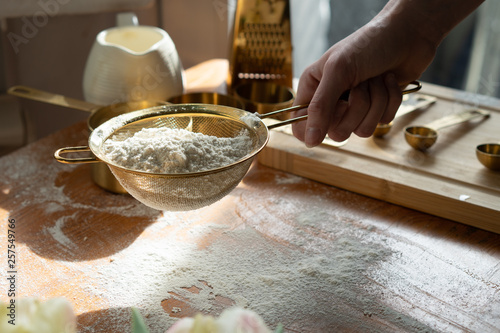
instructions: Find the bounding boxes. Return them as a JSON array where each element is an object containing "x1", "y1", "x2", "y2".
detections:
[{"x1": 258, "y1": 83, "x2": 500, "y2": 234}]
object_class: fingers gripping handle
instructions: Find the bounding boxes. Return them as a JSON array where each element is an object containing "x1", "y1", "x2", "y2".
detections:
[{"x1": 261, "y1": 81, "x2": 422, "y2": 130}]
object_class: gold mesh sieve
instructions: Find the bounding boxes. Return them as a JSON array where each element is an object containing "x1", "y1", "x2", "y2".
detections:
[
  {"x1": 54, "y1": 81, "x2": 421, "y2": 211},
  {"x1": 54, "y1": 104, "x2": 306, "y2": 211}
]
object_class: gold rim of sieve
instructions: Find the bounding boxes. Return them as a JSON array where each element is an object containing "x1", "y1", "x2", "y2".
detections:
[
  {"x1": 54, "y1": 103, "x2": 310, "y2": 211},
  {"x1": 55, "y1": 103, "x2": 308, "y2": 177}
]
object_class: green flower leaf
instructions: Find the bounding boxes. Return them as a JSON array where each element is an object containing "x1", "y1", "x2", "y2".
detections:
[
  {"x1": 274, "y1": 323, "x2": 284, "y2": 333},
  {"x1": 132, "y1": 308, "x2": 150, "y2": 333}
]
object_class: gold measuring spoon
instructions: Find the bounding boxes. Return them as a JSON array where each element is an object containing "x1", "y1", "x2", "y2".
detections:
[
  {"x1": 404, "y1": 109, "x2": 490, "y2": 150},
  {"x1": 373, "y1": 94, "x2": 437, "y2": 137},
  {"x1": 476, "y1": 143, "x2": 500, "y2": 171}
]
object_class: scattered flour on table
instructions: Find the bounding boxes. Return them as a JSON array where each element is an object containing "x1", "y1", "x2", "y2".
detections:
[
  {"x1": 1, "y1": 151, "x2": 155, "y2": 218},
  {"x1": 79, "y1": 202, "x2": 436, "y2": 333},
  {"x1": 274, "y1": 173, "x2": 304, "y2": 185},
  {"x1": 45, "y1": 213, "x2": 77, "y2": 251},
  {"x1": 0, "y1": 143, "x2": 435, "y2": 332},
  {"x1": 0, "y1": 143, "x2": 161, "y2": 259},
  {"x1": 102, "y1": 127, "x2": 253, "y2": 173}
]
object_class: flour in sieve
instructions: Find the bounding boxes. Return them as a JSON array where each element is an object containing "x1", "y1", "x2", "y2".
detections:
[{"x1": 102, "y1": 127, "x2": 253, "y2": 173}]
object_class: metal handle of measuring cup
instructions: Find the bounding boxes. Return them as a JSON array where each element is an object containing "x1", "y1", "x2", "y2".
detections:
[
  {"x1": 401, "y1": 80, "x2": 422, "y2": 95},
  {"x1": 8, "y1": 85, "x2": 99, "y2": 112},
  {"x1": 54, "y1": 146, "x2": 101, "y2": 164},
  {"x1": 259, "y1": 81, "x2": 422, "y2": 129},
  {"x1": 424, "y1": 108, "x2": 490, "y2": 131}
]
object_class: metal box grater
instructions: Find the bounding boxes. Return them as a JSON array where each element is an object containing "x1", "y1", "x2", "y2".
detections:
[{"x1": 227, "y1": 0, "x2": 293, "y2": 92}]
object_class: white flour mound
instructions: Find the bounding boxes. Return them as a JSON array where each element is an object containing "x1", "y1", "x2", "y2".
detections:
[{"x1": 102, "y1": 127, "x2": 253, "y2": 173}]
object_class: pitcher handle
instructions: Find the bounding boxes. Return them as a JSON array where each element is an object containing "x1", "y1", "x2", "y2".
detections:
[{"x1": 116, "y1": 12, "x2": 139, "y2": 27}]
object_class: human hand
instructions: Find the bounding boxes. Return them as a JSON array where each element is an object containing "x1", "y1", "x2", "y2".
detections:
[{"x1": 291, "y1": 0, "x2": 447, "y2": 147}]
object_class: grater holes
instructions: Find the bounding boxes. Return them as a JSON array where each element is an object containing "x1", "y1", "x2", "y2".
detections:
[
  {"x1": 237, "y1": 73, "x2": 287, "y2": 80},
  {"x1": 231, "y1": 12, "x2": 293, "y2": 88}
]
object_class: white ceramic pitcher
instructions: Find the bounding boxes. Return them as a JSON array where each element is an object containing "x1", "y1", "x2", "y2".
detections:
[{"x1": 83, "y1": 13, "x2": 184, "y2": 105}]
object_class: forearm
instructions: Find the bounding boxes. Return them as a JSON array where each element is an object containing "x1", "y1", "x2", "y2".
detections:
[
  {"x1": 350, "y1": 0, "x2": 485, "y2": 84},
  {"x1": 380, "y1": 0, "x2": 485, "y2": 47}
]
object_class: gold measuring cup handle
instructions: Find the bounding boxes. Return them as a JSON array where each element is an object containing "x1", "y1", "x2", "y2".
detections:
[
  {"x1": 424, "y1": 109, "x2": 490, "y2": 131},
  {"x1": 339, "y1": 80, "x2": 422, "y2": 101},
  {"x1": 8, "y1": 85, "x2": 100, "y2": 112},
  {"x1": 260, "y1": 80, "x2": 422, "y2": 130},
  {"x1": 401, "y1": 81, "x2": 422, "y2": 95},
  {"x1": 54, "y1": 146, "x2": 101, "y2": 164}
]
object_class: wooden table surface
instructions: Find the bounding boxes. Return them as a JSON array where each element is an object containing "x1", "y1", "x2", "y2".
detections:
[{"x1": 1, "y1": 62, "x2": 500, "y2": 332}]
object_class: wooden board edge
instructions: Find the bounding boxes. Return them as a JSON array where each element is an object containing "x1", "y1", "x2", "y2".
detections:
[{"x1": 257, "y1": 133, "x2": 500, "y2": 234}]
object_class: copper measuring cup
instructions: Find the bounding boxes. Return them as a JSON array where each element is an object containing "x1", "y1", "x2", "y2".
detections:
[
  {"x1": 404, "y1": 109, "x2": 490, "y2": 151},
  {"x1": 8, "y1": 85, "x2": 168, "y2": 193},
  {"x1": 476, "y1": 143, "x2": 500, "y2": 171},
  {"x1": 233, "y1": 82, "x2": 296, "y2": 121},
  {"x1": 168, "y1": 92, "x2": 245, "y2": 109}
]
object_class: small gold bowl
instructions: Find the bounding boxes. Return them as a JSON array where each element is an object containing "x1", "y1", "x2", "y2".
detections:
[
  {"x1": 476, "y1": 143, "x2": 500, "y2": 171},
  {"x1": 233, "y1": 82, "x2": 295, "y2": 120},
  {"x1": 404, "y1": 126, "x2": 438, "y2": 150},
  {"x1": 168, "y1": 92, "x2": 245, "y2": 109},
  {"x1": 373, "y1": 121, "x2": 393, "y2": 138}
]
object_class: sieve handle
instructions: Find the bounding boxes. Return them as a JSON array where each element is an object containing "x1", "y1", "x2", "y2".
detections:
[
  {"x1": 54, "y1": 146, "x2": 101, "y2": 164},
  {"x1": 262, "y1": 81, "x2": 422, "y2": 129},
  {"x1": 262, "y1": 104, "x2": 309, "y2": 129}
]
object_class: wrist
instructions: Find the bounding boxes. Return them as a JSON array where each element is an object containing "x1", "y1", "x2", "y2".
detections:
[{"x1": 379, "y1": 0, "x2": 484, "y2": 48}]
